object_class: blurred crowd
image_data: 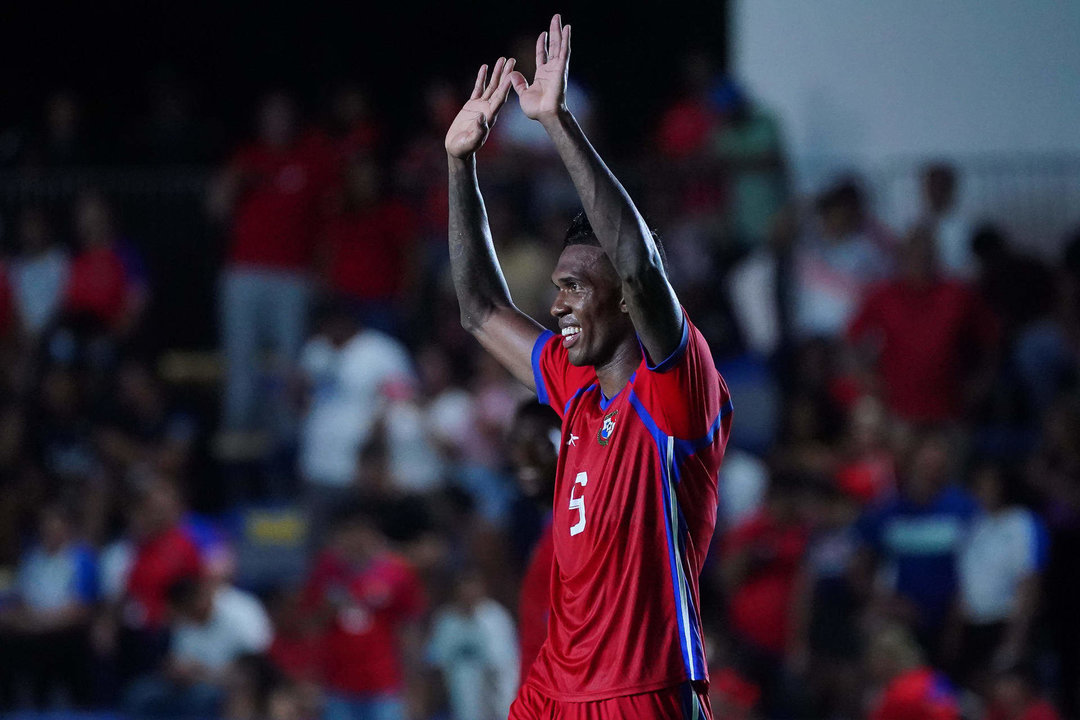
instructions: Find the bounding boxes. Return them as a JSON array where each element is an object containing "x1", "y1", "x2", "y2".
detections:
[{"x1": 0, "y1": 50, "x2": 1079, "y2": 720}]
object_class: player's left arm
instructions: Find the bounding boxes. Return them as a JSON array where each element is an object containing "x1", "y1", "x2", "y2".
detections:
[{"x1": 509, "y1": 14, "x2": 683, "y2": 365}]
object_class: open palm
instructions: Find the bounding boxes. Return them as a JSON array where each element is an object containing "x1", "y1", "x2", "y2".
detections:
[
  {"x1": 510, "y1": 14, "x2": 570, "y2": 120},
  {"x1": 445, "y1": 57, "x2": 516, "y2": 159}
]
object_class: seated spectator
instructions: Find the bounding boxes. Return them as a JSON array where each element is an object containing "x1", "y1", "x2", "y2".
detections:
[
  {"x1": 849, "y1": 228, "x2": 998, "y2": 424},
  {"x1": 867, "y1": 625, "x2": 959, "y2": 720},
  {"x1": 985, "y1": 663, "x2": 1062, "y2": 720},
  {"x1": 0, "y1": 503, "x2": 97, "y2": 709},
  {"x1": 834, "y1": 395, "x2": 897, "y2": 504},
  {"x1": 124, "y1": 575, "x2": 272, "y2": 720},
  {"x1": 793, "y1": 179, "x2": 893, "y2": 339},
  {"x1": 954, "y1": 462, "x2": 1048, "y2": 691},
  {"x1": 856, "y1": 431, "x2": 978, "y2": 660},
  {"x1": 64, "y1": 189, "x2": 149, "y2": 338},
  {"x1": 10, "y1": 207, "x2": 69, "y2": 339},
  {"x1": 300, "y1": 498, "x2": 425, "y2": 720},
  {"x1": 297, "y1": 302, "x2": 420, "y2": 524},
  {"x1": 427, "y1": 571, "x2": 519, "y2": 720}
]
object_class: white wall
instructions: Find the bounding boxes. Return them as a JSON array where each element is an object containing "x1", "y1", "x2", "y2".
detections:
[{"x1": 733, "y1": 0, "x2": 1080, "y2": 250}]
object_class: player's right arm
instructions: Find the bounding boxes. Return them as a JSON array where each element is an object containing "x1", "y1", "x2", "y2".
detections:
[{"x1": 446, "y1": 57, "x2": 545, "y2": 389}]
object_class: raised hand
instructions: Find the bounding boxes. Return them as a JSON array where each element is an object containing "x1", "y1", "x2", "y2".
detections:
[
  {"x1": 509, "y1": 13, "x2": 570, "y2": 121},
  {"x1": 445, "y1": 57, "x2": 516, "y2": 159}
]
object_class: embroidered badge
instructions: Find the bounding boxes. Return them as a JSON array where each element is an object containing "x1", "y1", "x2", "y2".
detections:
[{"x1": 597, "y1": 409, "x2": 619, "y2": 446}]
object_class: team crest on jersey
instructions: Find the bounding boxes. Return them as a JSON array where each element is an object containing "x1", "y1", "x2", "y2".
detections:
[{"x1": 597, "y1": 409, "x2": 619, "y2": 446}]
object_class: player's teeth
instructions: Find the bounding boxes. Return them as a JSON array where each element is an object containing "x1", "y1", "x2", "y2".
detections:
[{"x1": 562, "y1": 327, "x2": 581, "y2": 337}]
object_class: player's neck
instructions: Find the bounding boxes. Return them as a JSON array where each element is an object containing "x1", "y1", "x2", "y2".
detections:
[{"x1": 593, "y1": 336, "x2": 640, "y2": 399}]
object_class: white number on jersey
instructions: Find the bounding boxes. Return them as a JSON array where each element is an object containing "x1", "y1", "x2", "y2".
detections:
[{"x1": 569, "y1": 471, "x2": 588, "y2": 536}]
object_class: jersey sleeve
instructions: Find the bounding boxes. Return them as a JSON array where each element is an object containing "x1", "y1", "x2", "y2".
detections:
[
  {"x1": 531, "y1": 331, "x2": 597, "y2": 418},
  {"x1": 633, "y1": 312, "x2": 732, "y2": 442}
]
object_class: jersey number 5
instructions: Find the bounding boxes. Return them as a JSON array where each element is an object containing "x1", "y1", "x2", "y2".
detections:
[{"x1": 569, "y1": 471, "x2": 588, "y2": 536}]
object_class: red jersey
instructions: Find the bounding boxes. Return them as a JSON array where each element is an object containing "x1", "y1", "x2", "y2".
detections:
[
  {"x1": 227, "y1": 137, "x2": 335, "y2": 271},
  {"x1": 65, "y1": 245, "x2": 132, "y2": 326},
  {"x1": 324, "y1": 200, "x2": 415, "y2": 302},
  {"x1": 125, "y1": 525, "x2": 202, "y2": 630},
  {"x1": 519, "y1": 517, "x2": 555, "y2": 682},
  {"x1": 527, "y1": 315, "x2": 732, "y2": 700},
  {"x1": 302, "y1": 550, "x2": 425, "y2": 695}
]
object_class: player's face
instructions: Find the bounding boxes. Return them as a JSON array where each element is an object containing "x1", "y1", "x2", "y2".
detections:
[{"x1": 550, "y1": 244, "x2": 632, "y2": 368}]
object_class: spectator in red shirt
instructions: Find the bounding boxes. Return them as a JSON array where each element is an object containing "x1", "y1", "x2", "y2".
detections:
[
  {"x1": 506, "y1": 400, "x2": 560, "y2": 683},
  {"x1": 848, "y1": 228, "x2": 998, "y2": 423},
  {"x1": 301, "y1": 498, "x2": 425, "y2": 720},
  {"x1": 64, "y1": 189, "x2": 149, "y2": 338},
  {"x1": 867, "y1": 625, "x2": 959, "y2": 720},
  {"x1": 720, "y1": 472, "x2": 810, "y2": 715},
  {"x1": 319, "y1": 155, "x2": 417, "y2": 337},
  {"x1": 208, "y1": 92, "x2": 334, "y2": 440}
]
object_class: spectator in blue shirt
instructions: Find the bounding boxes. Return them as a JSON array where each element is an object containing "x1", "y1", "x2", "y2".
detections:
[
  {"x1": 0, "y1": 503, "x2": 98, "y2": 709},
  {"x1": 855, "y1": 430, "x2": 978, "y2": 662}
]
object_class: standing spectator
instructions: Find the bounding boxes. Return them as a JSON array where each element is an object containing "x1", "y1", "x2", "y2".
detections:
[
  {"x1": 848, "y1": 228, "x2": 998, "y2": 424},
  {"x1": 793, "y1": 179, "x2": 893, "y2": 340},
  {"x1": 10, "y1": 207, "x2": 69, "y2": 340},
  {"x1": 856, "y1": 431, "x2": 979, "y2": 660},
  {"x1": 915, "y1": 163, "x2": 976, "y2": 278},
  {"x1": 320, "y1": 156, "x2": 417, "y2": 337},
  {"x1": 954, "y1": 462, "x2": 1048, "y2": 691},
  {"x1": 208, "y1": 92, "x2": 333, "y2": 441},
  {"x1": 301, "y1": 500, "x2": 425, "y2": 720},
  {"x1": 0, "y1": 503, "x2": 97, "y2": 710},
  {"x1": 124, "y1": 575, "x2": 272, "y2": 720},
  {"x1": 427, "y1": 571, "x2": 519, "y2": 720}
]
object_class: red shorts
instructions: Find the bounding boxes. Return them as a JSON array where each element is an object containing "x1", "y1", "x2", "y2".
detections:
[{"x1": 508, "y1": 681, "x2": 711, "y2": 720}]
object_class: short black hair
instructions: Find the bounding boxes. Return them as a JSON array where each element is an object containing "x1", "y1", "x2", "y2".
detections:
[
  {"x1": 166, "y1": 574, "x2": 202, "y2": 610},
  {"x1": 563, "y1": 211, "x2": 667, "y2": 271}
]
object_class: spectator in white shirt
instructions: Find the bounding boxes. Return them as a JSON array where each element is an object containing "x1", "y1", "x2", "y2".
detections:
[
  {"x1": 428, "y1": 571, "x2": 519, "y2": 720},
  {"x1": 953, "y1": 462, "x2": 1048, "y2": 692},
  {"x1": 124, "y1": 575, "x2": 272, "y2": 720},
  {"x1": 10, "y1": 208, "x2": 69, "y2": 338}
]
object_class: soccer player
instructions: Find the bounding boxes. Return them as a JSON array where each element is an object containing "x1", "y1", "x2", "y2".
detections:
[{"x1": 444, "y1": 14, "x2": 732, "y2": 719}]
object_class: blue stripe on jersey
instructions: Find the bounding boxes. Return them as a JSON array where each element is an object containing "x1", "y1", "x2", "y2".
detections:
[
  {"x1": 532, "y1": 331, "x2": 555, "y2": 406},
  {"x1": 564, "y1": 383, "x2": 597, "y2": 416},
  {"x1": 627, "y1": 390, "x2": 709, "y2": 683}
]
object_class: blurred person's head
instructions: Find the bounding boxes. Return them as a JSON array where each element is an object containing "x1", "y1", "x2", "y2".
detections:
[
  {"x1": 266, "y1": 682, "x2": 309, "y2": 720},
  {"x1": 330, "y1": 84, "x2": 371, "y2": 131},
  {"x1": 816, "y1": 179, "x2": 865, "y2": 239},
  {"x1": 330, "y1": 497, "x2": 385, "y2": 563},
  {"x1": 867, "y1": 623, "x2": 924, "y2": 684},
  {"x1": 899, "y1": 226, "x2": 938, "y2": 287},
  {"x1": 257, "y1": 92, "x2": 296, "y2": 148},
  {"x1": 901, "y1": 430, "x2": 952, "y2": 505},
  {"x1": 452, "y1": 569, "x2": 488, "y2": 613},
  {"x1": 764, "y1": 471, "x2": 811, "y2": 525},
  {"x1": 40, "y1": 364, "x2": 81, "y2": 418},
  {"x1": 968, "y1": 461, "x2": 1015, "y2": 513},
  {"x1": 508, "y1": 400, "x2": 561, "y2": 504},
  {"x1": 315, "y1": 299, "x2": 360, "y2": 348},
  {"x1": 167, "y1": 574, "x2": 213, "y2": 625},
  {"x1": 424, "y1": 79, "x2": 460, "y2": 131},
  {"x1": 990, "y1": 662, "x2": 1043, "y2": 718},
  {"x1": 971, "y1": 224, "x2": 1009, "y2": 266},
  {"x1": 923, "y1": 163, "x2": 958, "y2": 215},
  {"x1": 17, "y1": 207, "x2": 54, "y2": 255},
  {"x1": 38, "y1": 503, "x2": 75, "y2": 554},
  {"x1": 45, "y1": 91, "x2": 79, "y2": 143},
  {"x1": 809, "y1": 478, "x2": 860, "y2": 530},
  {"x1": 848, "y1": 395, "x2": 889, "y2": 451},
  {"x1": 342, "y1": 155, "x2": 383, "y2": 210},
  {"x1": 116, "y1": 357, "x2": 165, "y2": 416},
  {"x1": 133, "y1": 475, "x2": 185, "y2": 537},
  {"x1": 73, "y1": 189, "x2": 115, "y2": 248}
]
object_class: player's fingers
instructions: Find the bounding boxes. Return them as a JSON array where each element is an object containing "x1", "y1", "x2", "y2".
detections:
[
  {"x1": 548, "y1": 14, "x2": 562, "y2": 58},
  {"x1": 492, "y1": 61, "x2": 515, "y2": 109},
  {"x1": 471, "y1": 65, "x2": 487, "y2": 100},
  {"x1": 508, "y1": 71, "x2": 528, "y2": 96},
  {"x1": 561, "y1": 24, "x2": 571, "y2": 60},
  {"x1": 536, "y1": 31, "x2": 547, "y2": 67},
  {"x1": 483, "y1": 57, "x2": 506, "y2": 100}
]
